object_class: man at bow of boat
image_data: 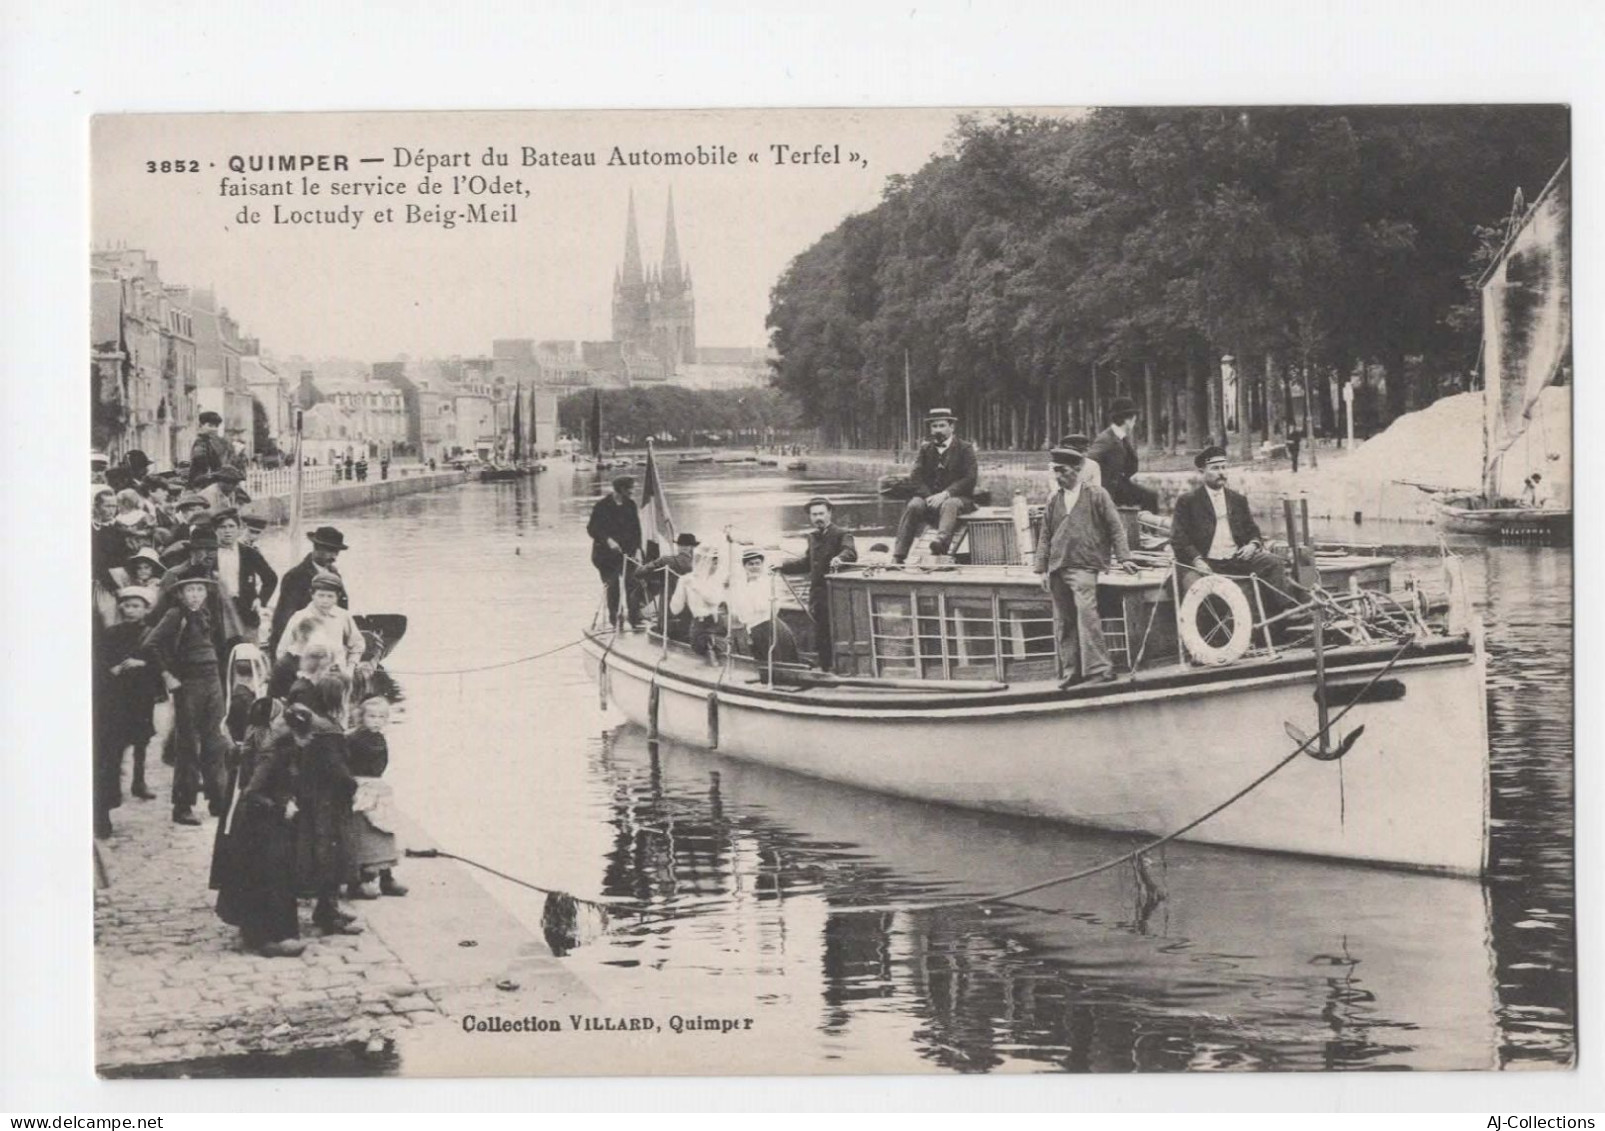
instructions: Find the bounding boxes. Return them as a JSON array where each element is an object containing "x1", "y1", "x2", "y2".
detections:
[
  {"x1": 1169, "y1": 446, "x2": 1290, "y2": 620},
  {"x1": 587, "y1": 475, "x2": 644, "y2": 630},
  {"x1": 892, "y1": 407, "x2": 980, "y2": 562},
  {"x1": 1034, "y1": 445, "x2": 1137, "y2": 688},
  {"x1": 640, "y1": 531, "x2": 699, "y2": 640},
  {"x1": 777, "y1": 496, "x2": 857, "y2": 671}
]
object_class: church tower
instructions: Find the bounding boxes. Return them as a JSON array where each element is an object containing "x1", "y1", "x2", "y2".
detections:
[
  {"x1": 611, "y1": 190, "x2": 651, "y2": 350},
  {"x1": 649, "y1": 189, "x2": 696, "y2": 370}
]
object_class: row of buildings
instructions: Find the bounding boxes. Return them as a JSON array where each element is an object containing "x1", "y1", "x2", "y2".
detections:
[{"x1": 90, "y1": 193, "x2": 771, "y2": 468}]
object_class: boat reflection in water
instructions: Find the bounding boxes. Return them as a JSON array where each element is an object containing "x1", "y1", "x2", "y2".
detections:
[{"x1": 564, "y1": 725, "x2": 1499, "y2": 1073}]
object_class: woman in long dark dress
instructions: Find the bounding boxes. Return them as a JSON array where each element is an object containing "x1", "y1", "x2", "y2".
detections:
[
  {"x1": 285, "y1": 677, "x2": 363, "y2": 935},
  {"x1": 210, "y1": 698, "x2": 305, "y2": 956}
]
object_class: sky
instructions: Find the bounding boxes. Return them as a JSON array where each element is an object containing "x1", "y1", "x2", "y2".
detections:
[{"x1": 93, "y1": 109, "x2": 1079, "y2": 362}]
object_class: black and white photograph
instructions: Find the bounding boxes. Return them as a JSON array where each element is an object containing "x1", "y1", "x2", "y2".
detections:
[{"x1": 72, "y1": 103, "x2": 1577, "y2": 1082}]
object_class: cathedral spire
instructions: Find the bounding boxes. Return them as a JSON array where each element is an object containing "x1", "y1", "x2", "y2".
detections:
[
  {"x1": 661, "y1": 187, "x2": 683, "y2": 285},
  {"x1": 621, "y1": 189, "x2": 644, "y2": 288}
]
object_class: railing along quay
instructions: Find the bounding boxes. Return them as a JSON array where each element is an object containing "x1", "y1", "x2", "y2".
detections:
[{"x1": 245, "y1": 462, "x2": 438, "y2": 499}]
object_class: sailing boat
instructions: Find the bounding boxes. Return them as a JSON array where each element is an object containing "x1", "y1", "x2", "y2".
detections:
[{"x1": 1437, "y1": 160, "x2": 1572, "y2": 540}]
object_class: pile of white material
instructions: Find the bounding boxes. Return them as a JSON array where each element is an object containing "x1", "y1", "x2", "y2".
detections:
[{"x1": 1336, "y1": 387, "x2": 1571, "y2": 502}]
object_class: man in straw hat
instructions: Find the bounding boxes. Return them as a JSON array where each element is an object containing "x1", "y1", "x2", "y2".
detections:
[
  {"x1": 892, "y1": 407, "x2": 980, "y2": 563},
  {"x1": 269, "y1": 525, "x2": 351, "y2": 656},
  {"x1": 1170, "y1": 445, "x2": 1288, "y2": 613},
  {"x1": 1033, "y1": 445, "x2": 1138, "y2": 688},
  {"x1": 1086, "y1": 396, "x2": 1160, "y2": 513}
]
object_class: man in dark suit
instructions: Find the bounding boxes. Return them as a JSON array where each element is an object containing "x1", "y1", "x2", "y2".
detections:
[
  {"x1": 269, "y1": 525, "x2": 350, "y2": 656},
  {"x1": 639, "y1": 531, "x2": 699, "y2": 640},
  {"x1": 1169, "y1": 446, "x2": 1289, "y2": 615},
  {"x1": 778, "y1": 496, "x2": 858, "y2": 670},
  {"x1": 1086, "y1": 396, "x2": 1160, "y2": 513},
  {"x1": 187, "y1": 411, "x2": 237, "y2": 487},
  {"x1": 212, "y1": 508, "x2": 278, "y2": 633},
  {"x1": 587, "y1": 475, "x2": 643, "y2": 628},
  {"x1": 892, "y1": 408, "x2": 980, "y2": 562}
]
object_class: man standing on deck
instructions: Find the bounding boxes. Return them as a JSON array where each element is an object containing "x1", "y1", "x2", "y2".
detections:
[
  {"x1": 892, "y1": 408, "x2": 980, "y2": 562},
  {"x1": 1170, "y1": 446, "x2": 1289, "y2": 615},
  {"x1": 588, "y1": 475, "x2": 643, "y2": 629},
  {"x1": 778, "y1": 496, "x2": 857, "y2": 670},
  {"x1": 1086, "y1": 397, "x2": 1159, "y2": 513},
  {"x1": 1034, "y1": 446, "x2": 1137, "y2": 688}
]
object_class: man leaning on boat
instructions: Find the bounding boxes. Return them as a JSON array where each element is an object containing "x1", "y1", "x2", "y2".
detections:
[
  {"x1": 892, "y1": 407, "x2": 979, "y2": 562},
  {"x1": 1033, "y1": 445, "x2": 1138, "y2": 688}
]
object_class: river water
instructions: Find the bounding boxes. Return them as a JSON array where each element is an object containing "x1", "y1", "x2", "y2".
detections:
[{"x1": 255, "y1": 466, "x2": 1573, "y2": 1074}]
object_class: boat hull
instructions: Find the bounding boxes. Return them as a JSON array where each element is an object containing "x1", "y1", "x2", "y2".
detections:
[
  {"x1": 1437, "y1": 497, "x2": 1572, "y2": 540},
  {"x1": 583, "y1": 630, "x2": 1490, "y2": 876}
]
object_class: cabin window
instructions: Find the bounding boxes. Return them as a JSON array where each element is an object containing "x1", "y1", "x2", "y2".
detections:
[
  {"x1": 1000, "y1": 598, "x2": 1057, "y2": 679},
  {"x1": 946, "y1": 597, "x2": 999, "y2": 680},
  {"x1": 870, "y1": 593, "x2": 919, "y2": 677},
  {"x1": 916, "y1": 594, "x2": 944, "y2": 679}
]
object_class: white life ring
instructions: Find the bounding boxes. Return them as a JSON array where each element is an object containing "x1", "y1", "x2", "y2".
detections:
[{"x1": 1179, "y1": 573, "x2": 1254, "y2": 665}]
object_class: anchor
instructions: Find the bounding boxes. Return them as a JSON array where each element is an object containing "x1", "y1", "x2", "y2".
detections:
[{"x1": 1282, "y1": 497, "x2": 1365, "y2": 763}]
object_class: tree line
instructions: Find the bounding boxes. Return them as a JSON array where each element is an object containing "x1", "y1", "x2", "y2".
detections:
[
  {"x1": 765, "y1": 107, "x2": 1568, "y2": 453},
  {"x1": 558, "y1": 385, "x2": 802, "y2": 447}
]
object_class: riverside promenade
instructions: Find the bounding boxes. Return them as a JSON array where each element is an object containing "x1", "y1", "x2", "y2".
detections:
[
  {"x1": 241, "y1": 464, "x2": 473, "y2": 524},
  {"x1": 95, "y1": 749, "x2": 598, "y2": 1075}
]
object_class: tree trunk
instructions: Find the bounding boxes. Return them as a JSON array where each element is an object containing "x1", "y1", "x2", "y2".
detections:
[
  {"x1": 1185, "y1": 350, "x2": 1206, "y2": 451},
  {"x1": 1383, "y1": 347, "x2": 1407, "y2": 426},
  {"x1": 1143, "y1": 360, "x2": 1156, "y2": 448}
]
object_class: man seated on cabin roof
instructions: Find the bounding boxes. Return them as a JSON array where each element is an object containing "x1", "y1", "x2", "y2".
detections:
[
  {"x1": 731, "y1": 548, "x2": 799, "y2": 668},
  {"x1": 892, "y1": 407, "x2": 980, "y2": 562},
  {"x1": 1034, "y1": 446, "x2": 1138, "y2": 688},
  {"x1": 1169, "y1": 445, "x2": 1291, "y2": 622}
]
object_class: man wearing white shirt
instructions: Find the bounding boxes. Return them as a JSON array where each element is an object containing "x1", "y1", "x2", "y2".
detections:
[{"x1": 1169, "y1": 446, "x2": 1289, "y2": 619}]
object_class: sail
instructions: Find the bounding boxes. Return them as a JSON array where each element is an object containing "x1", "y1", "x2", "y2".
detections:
[
  {"x1": 511, "y1": 387, "x2": 522, "y2": 461},
  {"x1": 1482, "y1": 160, "x2": 1570, "y2": 496}
]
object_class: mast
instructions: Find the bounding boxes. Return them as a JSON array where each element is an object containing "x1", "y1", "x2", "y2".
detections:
[{"x1": 288, "y1": 408, "x2": 304, "y2": 549}]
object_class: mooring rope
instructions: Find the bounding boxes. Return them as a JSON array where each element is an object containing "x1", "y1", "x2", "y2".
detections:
[
  {"x1": 383, "y1": 636, "x2": 585, "y2": 677},
  {"x1": 836, "y1": 636, "x2": 1416, "y2": 916}
]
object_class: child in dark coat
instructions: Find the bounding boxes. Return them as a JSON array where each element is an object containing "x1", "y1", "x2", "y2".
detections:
[{"x1": 344, "y1": 697, "x2": 407, "y2": 899}]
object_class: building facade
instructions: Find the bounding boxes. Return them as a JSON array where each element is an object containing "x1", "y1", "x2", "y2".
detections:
[{"x1": 91, "y1": 249, "x2": 198, "y2": 469}]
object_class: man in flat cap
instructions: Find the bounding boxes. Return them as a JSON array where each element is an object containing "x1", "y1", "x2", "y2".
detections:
[
  {"x1": 587, "y1": 475, "x2": 643, "y2": 629},
  {"x1": 1086, "y1": 397, "x2": 1159, "y2": 513},
  {"x1": 778, "y1": 496, "x2": 857, "y2": 670},
  {"x1": 187, "y1": 410, "x2": 237, "y2": 487},
  {"x1": 200, "y1": 464, "x2": 251, "y2": 516},
  {"x1": 1034, "y1": 446, "x2": 1138, "y2": 687},
  {"x1": 893, "y1": 408, "x2": 980, "y2": 563},
  {"x1": 1170, "y1": 446, "x2": 1288, "y2": 614}
]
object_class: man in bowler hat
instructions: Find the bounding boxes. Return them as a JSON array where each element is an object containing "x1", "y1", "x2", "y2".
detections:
[
  {"x1": 893, "y1": 408, "x2": 980, "y2": 562},
  {"x1": 1086, "y1": 397, "x2": 1159, "y2": 513},
  {"x1": 269, "y1": 526, "x2": 351, "y2": 656}
]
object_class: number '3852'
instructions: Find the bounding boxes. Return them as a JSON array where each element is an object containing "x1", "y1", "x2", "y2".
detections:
[{"x1": 146, "y1": 160, "x2": 200, "y2": 173}]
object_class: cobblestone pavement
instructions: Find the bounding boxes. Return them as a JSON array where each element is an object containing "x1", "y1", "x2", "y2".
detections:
[{"x1": 94, "y1": 748, "x2": 594, "y2": 1074}]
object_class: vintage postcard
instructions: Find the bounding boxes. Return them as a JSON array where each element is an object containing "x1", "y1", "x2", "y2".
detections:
[{"x1": 88, "y1": 106, "x2": 1573, "y2": 1079}]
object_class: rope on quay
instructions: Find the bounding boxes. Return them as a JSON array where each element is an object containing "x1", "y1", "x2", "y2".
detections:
[
  {"x1": 837, "y1": 637, "x2": 1415, "y2": 918},
  {"x1": 382, "y1": 636, "x2": 585, "y2": 677}
]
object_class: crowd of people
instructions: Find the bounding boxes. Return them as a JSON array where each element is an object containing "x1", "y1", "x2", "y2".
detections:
[{"x1": 93, "y1": 414, "x2": 406, "y2": 959}]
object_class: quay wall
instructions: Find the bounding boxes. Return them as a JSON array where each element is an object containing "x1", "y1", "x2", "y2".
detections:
[
  {"x1": 248, "y1": 469, "x2": 472, "y2": 523},
  {"x1": 809, "y1": 452, "x2": 1442, "y2": 530}
]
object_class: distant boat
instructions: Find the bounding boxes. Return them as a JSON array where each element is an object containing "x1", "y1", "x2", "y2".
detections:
[{"x1": 1433, "y1": 160, "x2": 1571, "y2": 542}]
